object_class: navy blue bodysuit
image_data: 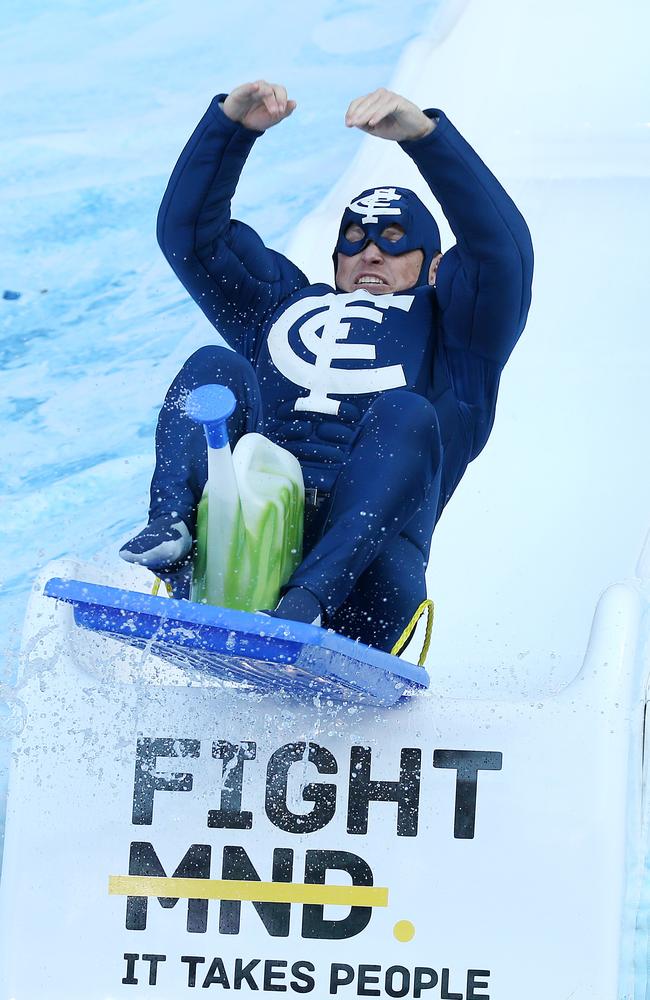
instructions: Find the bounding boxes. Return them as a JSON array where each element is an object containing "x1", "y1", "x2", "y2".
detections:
[{"x1": 151, "y1": 95, "x2": 534, "y2": 650}]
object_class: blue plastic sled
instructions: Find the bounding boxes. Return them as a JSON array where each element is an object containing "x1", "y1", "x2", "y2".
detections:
[{"x1": 44, "y1": 578, "x2": 430, "y2": 707}]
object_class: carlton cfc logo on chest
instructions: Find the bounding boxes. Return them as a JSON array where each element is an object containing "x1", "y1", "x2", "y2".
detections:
[{"x1": 267, "y1": 291, "x2": 414, "y2": 416}]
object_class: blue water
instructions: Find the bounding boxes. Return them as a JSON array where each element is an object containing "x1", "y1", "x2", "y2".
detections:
[
  {"x1": 0, "y1": 1, "x2": 437, "y2": 675},
  {"x1": 0, "y1": 0, "x2": 440, "y2": 833}
]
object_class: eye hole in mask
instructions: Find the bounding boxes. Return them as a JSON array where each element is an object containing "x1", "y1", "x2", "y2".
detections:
[{"x1": 344, "y1": 223, "x2": 406, "y2": 245}]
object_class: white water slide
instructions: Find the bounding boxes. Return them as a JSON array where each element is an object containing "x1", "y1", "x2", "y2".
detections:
[{"x1": 1, "y1": 0, "x2": 649, "y2": 997}]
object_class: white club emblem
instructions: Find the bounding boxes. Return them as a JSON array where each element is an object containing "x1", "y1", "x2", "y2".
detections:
[
  {"x1": 347, "y1": 187, "x2": 403, "y2": 224},
  {"x1": 267, "y1": 291, "x2": 413, "y2": 415}
]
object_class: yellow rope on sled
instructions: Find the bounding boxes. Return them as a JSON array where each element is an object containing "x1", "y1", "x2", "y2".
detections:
[
  {"x1": 152, "y1": 577, "x2": 173, "y2": 598},
  {"x1": 390, "y1": 599, "x2": 435, "y2": 667}
]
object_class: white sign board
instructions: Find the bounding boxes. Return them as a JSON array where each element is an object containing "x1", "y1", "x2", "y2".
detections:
[{"x1": 0, "y1": 562, "x2": 647, "y2": 999}]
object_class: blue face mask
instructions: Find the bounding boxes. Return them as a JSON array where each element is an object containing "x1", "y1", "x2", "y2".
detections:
[{"x1": 333, "y1": 186, "x2": 441, "y2": 289}]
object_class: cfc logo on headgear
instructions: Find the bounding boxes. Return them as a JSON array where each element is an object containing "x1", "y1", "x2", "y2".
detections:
[{"x1": 348, "y1": 187, "x2": 403, "y2": 224}]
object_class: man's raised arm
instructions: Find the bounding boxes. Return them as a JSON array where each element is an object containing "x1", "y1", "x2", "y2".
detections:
[
  {"x1": 346, "y1": 88, "x2": 534, "y2": 364},
  {"x1": 157, "y1": 82, "x2": 308, "y2": 361}
]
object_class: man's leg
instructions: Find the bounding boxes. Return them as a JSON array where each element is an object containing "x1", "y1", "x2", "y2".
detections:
[
  {"x1": 286, "y1": 389, "x2": 442, "y2": 617},
  {"x1": 120, "y1": 345, "x2": 263, "y2": 570},
  {"x1": 327, "y1": 532, "x2": 427, "y2": 651}
]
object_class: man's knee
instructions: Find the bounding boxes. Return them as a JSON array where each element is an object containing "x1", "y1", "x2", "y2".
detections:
[
  {"x1": 183, "y1": 344, "x2": 255, "y2": 383},
  {"x1": 366, "y1": 390, "x2": 442, "y2": 463}
]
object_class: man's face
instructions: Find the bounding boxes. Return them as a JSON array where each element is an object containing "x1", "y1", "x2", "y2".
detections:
[{"x1": 335, "y1": 222, "x2": 424, "y2": 295}]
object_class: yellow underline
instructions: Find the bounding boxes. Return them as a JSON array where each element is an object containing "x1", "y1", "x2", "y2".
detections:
[{"x1": 108, "y1": 875, "x2": 388, "y2": 908}]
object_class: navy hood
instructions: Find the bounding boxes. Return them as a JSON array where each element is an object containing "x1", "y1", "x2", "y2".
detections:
[{"x1": 333, "y1": 186, "x2": 441, "y2": 288}]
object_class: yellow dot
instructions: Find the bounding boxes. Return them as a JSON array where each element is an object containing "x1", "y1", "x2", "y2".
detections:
[{"x1": 393, "y1": 920, "x2": 415, "y2": 942}]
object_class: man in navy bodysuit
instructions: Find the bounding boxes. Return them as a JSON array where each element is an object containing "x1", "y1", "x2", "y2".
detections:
[{"x1": 121, "y1": 81, "x2": 534, "y2": 651}]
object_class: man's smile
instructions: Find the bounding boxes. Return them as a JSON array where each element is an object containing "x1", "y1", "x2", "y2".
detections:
[{"x1": 354, "y1": 272, "x2": 389, "y2": 288}]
